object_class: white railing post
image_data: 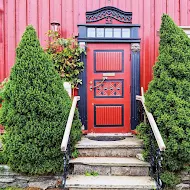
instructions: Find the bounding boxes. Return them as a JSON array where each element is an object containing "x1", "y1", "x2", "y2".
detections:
[{"x1": 61, "y1": 96, "x2": 80, "y2": 152}]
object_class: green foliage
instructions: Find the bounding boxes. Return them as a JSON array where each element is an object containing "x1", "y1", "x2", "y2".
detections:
[
  {"x1": 71, "y1": 148, "x2": 79, "y2": 158},
  {"x1": 0, "y1": 166, "x2": 5, "y2": 172},
  {"x1": 160, "y1": 171, "x2": 180, "y2": 188},
  {"x1": 0, "y1": 151, "x2": 8, "y2": 164},
  {"x1": 0, "y1": 25, "x2": 82, "y2": 174},
  {"x1": 85, "y1": 171, "x2": 99, "y2": 176},
  {"x1": 136, "y1": 123, "x2": 152, "y2": 159},
  {"x1": 0, "y1": 135, "x2": 7, "y2": 164},
  {"x1": 46, "y1": 30, "x2": 85, "y2": 88},
  {"x1": 0, "y1": 78, "x2": 9, "y2": 104},
  {"x1": 137, "y1": 14, "x2": 190, "y2": 187}
]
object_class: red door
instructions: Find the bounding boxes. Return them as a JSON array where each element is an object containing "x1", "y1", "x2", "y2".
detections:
[{"x1": 87, "y1": 43, "x2": 131, "y2": 133}]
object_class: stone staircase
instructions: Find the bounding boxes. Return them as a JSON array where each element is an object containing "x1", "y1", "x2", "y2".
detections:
[{"x1": 65, "y1": 134, "x2": 157, "y2": 190}]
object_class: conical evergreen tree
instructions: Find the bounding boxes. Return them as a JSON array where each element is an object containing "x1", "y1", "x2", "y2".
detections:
[
  {"x1": 0, "y1": 26, "x2": 81, "y2": 174},
  {"x1": 138, "y1": 15, "x2": 190, "y2": 186}
]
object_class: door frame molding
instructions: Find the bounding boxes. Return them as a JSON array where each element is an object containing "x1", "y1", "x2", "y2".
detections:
[{"x1": 78, "y1": 24, "x2": 140, "y2": 131}]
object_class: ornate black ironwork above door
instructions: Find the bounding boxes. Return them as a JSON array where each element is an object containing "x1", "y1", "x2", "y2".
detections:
[{"x1": 86, "y1": 6, "x2": 132, "y2": 24}]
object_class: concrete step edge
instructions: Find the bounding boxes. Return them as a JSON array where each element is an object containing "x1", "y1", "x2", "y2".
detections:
[
  {"x1": 76, "y1": 137, "x2": 144, "y2": 149},
  {"x1": 65, "y1": 175, "x2": 157, "y2": 189},
  {"x1": 70, "y1": 157, "x2": 150, "y2": 167},
  {"x1": 76, "y1": 144, "x2": 144, "y2": 149}
]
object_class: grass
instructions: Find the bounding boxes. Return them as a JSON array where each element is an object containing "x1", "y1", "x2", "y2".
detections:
[{"x1": 85, "y1": 171, "x2": 99, "y2": 176}]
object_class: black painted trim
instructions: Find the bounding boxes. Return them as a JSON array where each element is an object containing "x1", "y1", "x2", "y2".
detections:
[
  {"x1": 78, "y1": 24, "x2": 140, "y2": 27},
  {"x1": 78, "y1": 52, "x2": 87, "y2": 130},
  {"x1": 78, "y1": 39, "x2": 140, "y2": 43},
  {"x1": 94, "y1": 50, "x2": 124, "y2": 73},
  {"x1": 94, "y1": 104, "x2": 124, "y2": 127},
  {"x1": 130, "y1": 50, "x2": 140, "y2": 130},
  {"x1": 78, "y1": 25, "x2": 140, "y2": 41},
  {"x1": 94, "y1": 79, "x2": 124, "y2": 98}
]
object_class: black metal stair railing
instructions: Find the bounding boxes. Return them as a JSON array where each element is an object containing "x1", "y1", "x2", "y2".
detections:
[
  {"x1": 62, "y1": 137, "x2": 71, "y2": 188},
  {"x1": 149, "y1": 123, "x2": 163, "y2": 190}
]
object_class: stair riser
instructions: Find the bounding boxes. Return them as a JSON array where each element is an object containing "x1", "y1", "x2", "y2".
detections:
[
  {"x1": 73, "y1": 165, "x2": 149, "y2": 176},
  {"x1": 78, "y1": 148, "x2": 143, "y2": 157}
]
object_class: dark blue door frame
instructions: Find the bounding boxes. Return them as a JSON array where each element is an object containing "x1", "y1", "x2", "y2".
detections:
[{"x1": 78, "y1": 24, "x2": 140, "y2": 131}]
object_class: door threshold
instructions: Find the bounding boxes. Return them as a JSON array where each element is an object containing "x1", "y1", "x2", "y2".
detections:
[{"x1": 85, "y1": 133, "x2": 133, "y2": 137}]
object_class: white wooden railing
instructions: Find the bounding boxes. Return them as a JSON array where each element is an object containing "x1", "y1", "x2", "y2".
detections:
[
  {"x1": 61, "y1": 96, "x2": 80, "y2": 152},
  {"x1": 136, "y1": 87, "x2": 166, "y2": 151}
]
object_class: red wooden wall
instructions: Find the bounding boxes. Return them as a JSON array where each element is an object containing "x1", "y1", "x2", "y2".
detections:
[{"x1": 1, "y1": 0, "x2": 190, "y2": 90}]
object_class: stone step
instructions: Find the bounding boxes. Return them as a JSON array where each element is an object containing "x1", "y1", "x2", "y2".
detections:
[
  {"x1": 70, "y1": 157, "x2": 150, "y2": 176},
  {"x1": 66, "y1": 175, "x2": 157, "y2": 190},
  {"x1": 76, "y1": 137, "x2": 143, "y2": 157}
]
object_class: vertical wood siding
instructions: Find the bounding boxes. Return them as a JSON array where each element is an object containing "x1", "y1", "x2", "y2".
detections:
[{"x1": 1, "y1": 0, "x2": 190, "y2": 90}]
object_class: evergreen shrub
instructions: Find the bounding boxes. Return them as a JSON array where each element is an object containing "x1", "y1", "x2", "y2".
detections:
[
  {"x1": 137, "y1": 14, "x2": 190, "y2": 187},
  {"x1": 0, "y1": 151, "x2": 8, "y2": 164},
  {"x1": 0, "y1": 26, "x2": 82, "y2": 174}
]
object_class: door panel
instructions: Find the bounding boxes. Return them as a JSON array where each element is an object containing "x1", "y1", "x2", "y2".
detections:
[
  {"x1": 94, "y1": 79, "x2": 124, "y2": 98},
  {"x1": 95, "y1": 50, "x2": 123, "y2": 72},
  {"x1": 87, "y1": 43, "x2": 131, "y2": 133},
  {"x1": 95, "y1": 105, "x2": 124, "y2": 126}
]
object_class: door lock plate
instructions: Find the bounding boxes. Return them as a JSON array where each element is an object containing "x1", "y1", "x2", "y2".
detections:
[{"x1": 103, "y1": 73, "x2": 115, "y2": 77}]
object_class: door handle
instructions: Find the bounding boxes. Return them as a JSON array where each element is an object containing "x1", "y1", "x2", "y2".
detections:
[{"x1": 90, "y1": 77, "x2": 107, "y2": 91}]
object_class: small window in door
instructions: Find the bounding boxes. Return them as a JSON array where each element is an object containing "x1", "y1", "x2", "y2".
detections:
[
  {"x1": 87, "y1": 28, "x2": 96, "y2": 37},
  {"x1": 97, "y1": 28, "x2": 104, "y2": 37},
  {"x1": 114, "y1": 28, "x2": 121, "y2": 38},
  {"x1": 105, "y1": 28, "x2": 113, "y2": 37},
  {"x1": 122, "y1": 28, "x2": 130, "y2": 38}
]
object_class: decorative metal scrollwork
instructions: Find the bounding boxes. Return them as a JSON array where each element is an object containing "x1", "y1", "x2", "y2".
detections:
[
  {"x1": 139, "y1": 108, "x2": 163, "y2": 190},
  {"x1": 149, "y1": 124, "x2": 163, "y2": 190},
  {"x1": 62, "y1": 138, "x2": 71, "y2": 189},
  {"x1": 95, "y1": 80, "x2": 123, "y2": 98},
  {"x1": 86, "y1": 6, "x2": 132, "y2": 24}
]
